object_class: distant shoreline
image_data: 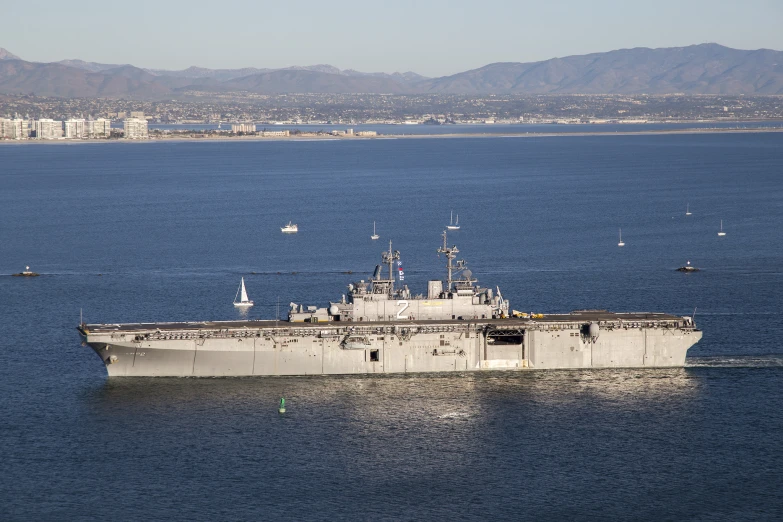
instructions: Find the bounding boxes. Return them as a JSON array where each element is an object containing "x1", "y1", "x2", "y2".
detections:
[{"x1": 2, "y1": 126, "x2": 782, "y2": 145}]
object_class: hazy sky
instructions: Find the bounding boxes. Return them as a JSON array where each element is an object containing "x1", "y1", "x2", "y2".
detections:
[{"x1": 5, "y1": 0, "x2": 782, "y2": 76}]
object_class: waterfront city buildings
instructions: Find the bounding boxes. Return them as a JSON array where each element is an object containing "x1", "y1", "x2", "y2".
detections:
[
  {"x1": 64, "y1": 119, "x2": 86, "y2": 139},
  {"x1": 123, "y1": 118, "x2": 149, "y2": 139},
  {"x1": 34, "y1": 119, "x2": 63, "y2": 139},
  {"x1": 231, "y1": 123, "x2": 256, "y2": 133},
  {"x1": 259, "y1": 130, "x2": 289, "y2": 137},
  {"x1": 2, "y1": 94, "x2": 783, "y2": 131},
  {"x1": 1, "y1": 117, "x2": 115, "y2": 140},
  {"x1": 0, "y1": 118, "x2": 27, "y2": 139},
  {"x1": 86, "y1": 118, "x2": 112, "y2": 138}
]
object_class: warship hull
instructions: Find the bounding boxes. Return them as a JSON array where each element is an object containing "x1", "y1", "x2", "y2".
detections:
[{"x1": 80, "y1": 312, "x2": 702, "y2": 377}]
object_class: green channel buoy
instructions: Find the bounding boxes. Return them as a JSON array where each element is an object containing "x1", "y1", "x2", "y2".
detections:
[{"x1": 278, "y1": 397, "x2": 286, "y2": 414}]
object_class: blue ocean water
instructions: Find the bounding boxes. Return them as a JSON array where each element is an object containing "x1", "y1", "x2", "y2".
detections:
[{"x1": 1, "y1": 133, "x2": 782, "y2": 519}]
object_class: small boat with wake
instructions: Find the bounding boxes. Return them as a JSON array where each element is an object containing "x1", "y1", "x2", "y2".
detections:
[
  {"x1": 12, "y1": 266, "x2": 39, "y2": 277},
  {"x1": 676, "y1": 261, "x2": 700, "y2": 272}
]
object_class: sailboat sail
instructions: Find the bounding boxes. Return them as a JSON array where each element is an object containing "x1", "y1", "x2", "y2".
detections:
[
  {"x1": 240, "y1": 278, "x2": 249, "y2": 302},
  {"x1": 234, "y1": 277, "x2": 254, "y2": 307}
]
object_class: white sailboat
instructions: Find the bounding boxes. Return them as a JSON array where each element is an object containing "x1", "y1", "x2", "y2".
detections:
[
  {"x1": 718, "y1": 220, "x2": 726, "y2": 236},
  {"x1": 686, "y1": 203, "x2": 692, "y2": 216},
  {"x1": 371, "y1": 221, "x2": 379, "y2": 240},
  {"x1": 281, "y1": 221, "x2": 298, "y2": 233},
  {"x1": 447, "y1": 211, "x2": 460, "y2": 230},
  {"x1": 233, "y1": 277, "x2": 254, "y2": 307},
  {"x1": 618, "y1": 228, "x2": 625, "y2": 247}
]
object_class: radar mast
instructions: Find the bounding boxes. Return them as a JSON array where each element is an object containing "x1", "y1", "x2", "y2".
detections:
[
  {"x1": 370, "y1": 240, "x2": 400, "y2": 296},
  {"x1": 437, "y1": 231, "x2": 460, "y2": 292},
  {"x1": 437, "y1": 231, "x2": 477, "y2": 293}
]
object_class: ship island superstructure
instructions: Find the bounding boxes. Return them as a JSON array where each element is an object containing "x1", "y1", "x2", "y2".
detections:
[{"x1": 79, "y1": 232, "x2": 702, "y2": 377}]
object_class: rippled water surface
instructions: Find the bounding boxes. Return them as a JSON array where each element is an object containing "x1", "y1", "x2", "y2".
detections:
[{"x1": 1, "y1": 134, "x2": 782, "y2": 519}]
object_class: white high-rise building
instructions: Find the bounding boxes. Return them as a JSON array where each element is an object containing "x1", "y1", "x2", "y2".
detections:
[
  {"x1": 124, "y1": 118, "x2": 148, "y2": 139},
  {"x1": 86, "y1": 119, "x2": 112, "y2": 138},
  {"x1": 0, "y1": 118, "x2": 28, "y2": 139},
  {"x1": 64, "y1": 119, "x2": 87, "y2": 139},
  {"x1": 34, "y1": 119, "x2": 63, "y2": 139},
  {"x1": 231, "y1": 123, "x2": 256, "y2": 133}
]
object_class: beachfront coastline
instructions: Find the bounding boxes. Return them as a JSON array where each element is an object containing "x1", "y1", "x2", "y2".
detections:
[{"x1": 2, "y1": 126, "x2": 782, "y2": 145}]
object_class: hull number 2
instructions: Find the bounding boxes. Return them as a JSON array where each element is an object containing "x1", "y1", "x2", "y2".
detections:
[{"x1": 397, "y1": 300, "x2": 409, "y2": 319}]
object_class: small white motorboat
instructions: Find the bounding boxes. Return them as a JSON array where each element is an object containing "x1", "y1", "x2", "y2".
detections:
[
  {"x1": 281, "y1": 221, "x2": 298, "y2": 233},
  {"x1": 12, "y1": 265, "x2": 39, "y2": 277},
  {"x1": 677, "y1": 261, "x2": 700, "y2": 272}
]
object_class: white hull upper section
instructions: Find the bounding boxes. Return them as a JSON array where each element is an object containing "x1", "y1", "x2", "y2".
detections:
[{"x1": 81, "y1": 314, "x2": 702, "y2": 377}]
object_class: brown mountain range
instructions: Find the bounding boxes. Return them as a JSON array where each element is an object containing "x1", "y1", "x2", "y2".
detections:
[{"x1": 0, "y1": 43, "x2": 781, "y2": 97}]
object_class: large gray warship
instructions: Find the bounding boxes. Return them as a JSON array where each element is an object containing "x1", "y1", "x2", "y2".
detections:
[{"x1": 79, "y1": 232, "x2": 702, "y2": 376}]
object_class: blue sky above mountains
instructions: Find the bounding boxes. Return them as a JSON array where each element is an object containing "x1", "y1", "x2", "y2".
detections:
[{"x1": 4, "y1": 0, "x2": 782, "y2": 76}]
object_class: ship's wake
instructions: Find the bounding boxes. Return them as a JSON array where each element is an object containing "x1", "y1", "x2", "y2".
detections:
[
  {"x1": 686, "y1": 355, "x2": 783, "y2": 368},
  {"x1": 438, "y1": 412, "x2": 471, "y2": 419}
]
